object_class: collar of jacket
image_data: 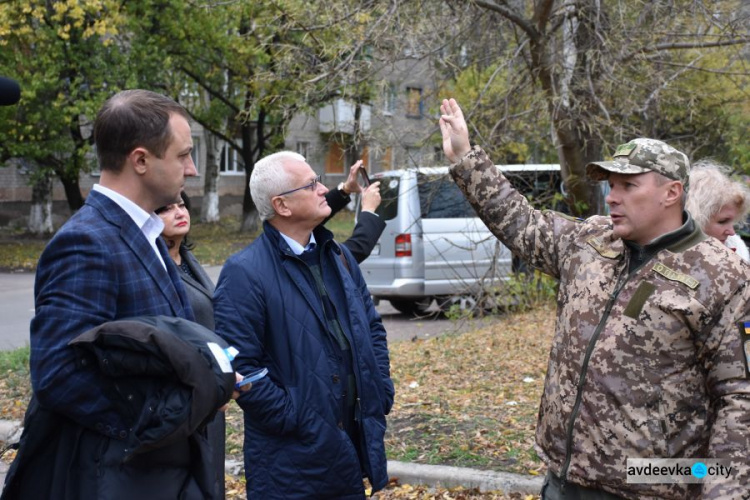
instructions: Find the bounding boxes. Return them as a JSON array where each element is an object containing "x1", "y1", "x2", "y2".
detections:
[
  {"x1": 624, "y1": 210, "x2": 701, "y2": 253},
  {"x1": 621, "y1": 210, "x2": 703, "y2": 272},
  {"x1": 262, "y1": 220, "x2": 336, "y2": 257},
  {"x1": 590, "y1": 210, "x2": 705, "y2": 262}
]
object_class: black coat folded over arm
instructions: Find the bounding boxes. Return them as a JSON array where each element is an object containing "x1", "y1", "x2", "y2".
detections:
[
  {"x1": 68, "y1": 315, "x2": 236, "y2": 458},
  {"x1": 2, "y1": 316, "x2": 235, "y2": 500}
]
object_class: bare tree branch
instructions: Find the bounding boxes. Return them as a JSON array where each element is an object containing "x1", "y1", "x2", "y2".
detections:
[
  {"x1": 620, "y1": 38, "x2": 750, "y2": 63},
  {"x1": 472, "y1": 0, "x2": 539, "y2": 41},
  {"x1": 637, "y1": 55, "x2": 702, "y2": 117},
  {"x1": 179, "y1": 66, "x2": 239, "y2": 113}
]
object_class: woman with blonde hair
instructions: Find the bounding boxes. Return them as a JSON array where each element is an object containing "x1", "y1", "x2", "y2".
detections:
[{"x1": 686, "y1": 160, "x2": 750, "y2": 261}]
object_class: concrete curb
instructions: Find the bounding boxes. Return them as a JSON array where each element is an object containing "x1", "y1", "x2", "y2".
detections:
[
  {"x1": 387, "y1": 460, "x2": 544, "y2": 494},
  {"x1": 0, "y1": 420, "x2": 21, "y2": 446},
  {"x1": 0, "y1": 420, "x2": 544, "y2": 495}
]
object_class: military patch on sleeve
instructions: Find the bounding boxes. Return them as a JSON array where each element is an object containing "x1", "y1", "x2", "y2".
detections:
[
  {"x1": 738, "y1": 321, "x2": 750, "y2": 378},
  {"x1": 543, "y1": 210, "x2": 584, "y2": 223},
  {"x1": 586, "y1": 236, "x2": 621, "y2": 259}
]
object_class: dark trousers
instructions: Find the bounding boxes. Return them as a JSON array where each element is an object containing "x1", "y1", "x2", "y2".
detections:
[{"x1": 541, "y1": 471, "x2": 626, "y2": 500}]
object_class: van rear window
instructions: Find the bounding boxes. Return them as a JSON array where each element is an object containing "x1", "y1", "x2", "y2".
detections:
[
  {"x1": 417, "y1": 174, "x2": 476, "y2": 219},
  {"x1": 373, "y1": 176, "x2": 400, "y2": 221},
  {"x1": 504, "y1": 171, "x2": 564, "y2": 211}
]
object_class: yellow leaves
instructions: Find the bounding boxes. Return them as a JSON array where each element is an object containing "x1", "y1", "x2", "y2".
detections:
[
  {"x1": 30, "y1": 5, "x2": 45, "y2": 22},
  {"x1": 2, "y1": 0, "x2": 122, "y2": 42},
  {"x1": 57, "y1": 23, "x2": 71, "y2": 41},
  {"x1": 84, "y1": 18, "x2": 110, "y2": 39},
  {"x1": 52, "y1": 1, "x2": 69, "y2": 17},
  {"x1": 51, "y1": 0, "x2": 91, "y2": 25},
  {"x1": 377, "y1": 480, "x2": 529, "y2": 499},
  {"x1": 224, "y1": 474, "x2": 247, "y2": 499}
]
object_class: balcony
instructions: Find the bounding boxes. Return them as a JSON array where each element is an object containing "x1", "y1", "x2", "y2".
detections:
[{"x1": 318, "y1": 99, "x2": 371, "y2": 135}]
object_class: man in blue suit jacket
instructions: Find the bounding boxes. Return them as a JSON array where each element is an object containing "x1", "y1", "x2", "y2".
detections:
[{"x1": 18, "y1": 90, "x2": 227, "y2": 498}]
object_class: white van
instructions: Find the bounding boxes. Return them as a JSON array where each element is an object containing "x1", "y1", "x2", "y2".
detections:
[{"x1": 358, "y1": 164, "x2": 562, "y2": 315}]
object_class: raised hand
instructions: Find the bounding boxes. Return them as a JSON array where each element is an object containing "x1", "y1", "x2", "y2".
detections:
[
  {"x1": 343, "y1": 160, "x2": 364, "y2": 194},
  {"x1": 361, "y1": 181, "x2": 381, "y2": 212},
  {"x1": 439, "y1": 98, "x2": 471, "y2": 164}
]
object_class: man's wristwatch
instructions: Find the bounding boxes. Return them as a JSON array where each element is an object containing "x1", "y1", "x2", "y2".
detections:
[{"x1": 337, "y1": 182, "x2": 350, "y2": 195}]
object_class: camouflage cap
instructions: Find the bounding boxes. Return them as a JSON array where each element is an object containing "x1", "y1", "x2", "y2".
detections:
[{"x1": 586, "y1": 138, "x2": 690, "y2": 184}]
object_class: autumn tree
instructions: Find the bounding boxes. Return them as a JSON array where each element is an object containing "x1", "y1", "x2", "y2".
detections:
[
  {"x1": 127, "y1": 0, "x2": 390, "y2": 231},
  {"x1": 438, "y1": 0, "x2": 750, "y2": 215},
  {"x1": 0, "y1": 0, "x2": 155, "y2": 233}
]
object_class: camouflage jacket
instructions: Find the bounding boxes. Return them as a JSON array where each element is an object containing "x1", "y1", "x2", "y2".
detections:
[{"x1": 451, "y1": 146, "x2": 750, "y2": 499}]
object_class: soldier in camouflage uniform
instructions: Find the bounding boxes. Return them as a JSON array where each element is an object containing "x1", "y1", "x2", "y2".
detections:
[{"x1": 439, "y1": 98, "x2": 750, "y2": 499}]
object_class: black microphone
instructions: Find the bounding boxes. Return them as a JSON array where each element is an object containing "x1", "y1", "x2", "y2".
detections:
[{"x1": 0, "y1": 77, "x2": 21, "y2": 106}]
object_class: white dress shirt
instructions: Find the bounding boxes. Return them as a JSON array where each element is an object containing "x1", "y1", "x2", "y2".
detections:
[{"x1": 92, "y1": 184, "x2": 167, "y2": 269}]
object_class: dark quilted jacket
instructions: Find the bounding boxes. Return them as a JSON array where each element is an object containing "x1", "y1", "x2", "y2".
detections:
[{"x1": 214, "y1": 222, "x2": 394, "y2": 499}]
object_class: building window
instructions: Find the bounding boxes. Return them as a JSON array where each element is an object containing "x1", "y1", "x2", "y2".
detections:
[
  {"x1": 325, "y1": 141, "x2": 345, "y2": 174},
  {"x1": 381, "y1": 147, "x2": 393, "y2": 170},
  {"x1": 383, "y1": 83, "x2": 397, "y2": 116},
  {"x1": 191, "y1": 136, "x2": 202, "y2": 174},
  {"x1": 459, "y1": 45, "x2": 469, "y2": 68},
  {"x1": 220, "y1": 143, "x2": 244, "y2": 174},
  {"x1": 296, "y1": 141, "x2": 311, "y2": 159},
  {"x1": 406, "y1": 87, "x2": 423, "y2": 118}
]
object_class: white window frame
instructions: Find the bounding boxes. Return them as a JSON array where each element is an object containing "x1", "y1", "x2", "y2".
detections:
[
  {"x1": 219, "y1": 141, "x2": 245, "y2": 175},
  {"x1": 191, "y1": 136, "x2": 202, "y2": 175},
  {"x1": 296, "y1": 141, "x2": 311, "y2": 159},
  {"x1": 383, "y1": 83, "x2": 397, "y2": 116}
]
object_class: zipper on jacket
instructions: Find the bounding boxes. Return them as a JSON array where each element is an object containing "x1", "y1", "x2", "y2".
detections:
[
  {"x1": 299, "y1": 245, "x2": 372, "y2": 474},
  {"x1": 558, "y1": 254, "x2": 652, "y2": 488}
]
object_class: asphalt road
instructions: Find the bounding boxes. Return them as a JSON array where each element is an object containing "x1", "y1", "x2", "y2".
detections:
[
  {"x1": 0, "y1": 266, "x2": 496, "y2": 351},
  {"x1": 0, "y1": 271, "x2": 35, "y2": 351}
]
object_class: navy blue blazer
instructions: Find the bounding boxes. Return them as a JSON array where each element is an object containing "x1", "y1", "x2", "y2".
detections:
[{"x1": 30, "y1": 190, "x2": 194, "y2": 437}]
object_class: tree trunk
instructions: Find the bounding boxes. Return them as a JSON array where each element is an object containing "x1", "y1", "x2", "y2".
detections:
[
  {"x1": 57, "y1": 171, "x2": 84, "y2": 212},
  {"x1": 239, "y1": 144, "x2": 258, "y2": 233},
  {"x1": 29, "y1": 173, "x2": 54, "y2": 235},
  {"x1": 345, "y1": 102, "x2": 365, "y2": 166},
  {"x1": 201, "y1": 132, "x2": 221, "y2": 222},
  {"x1": 530, "y1": 3, "x2": 604, "y2": 217},
  {"x1": 240, "y1": 109, "x2": 262, "y2": 233}
]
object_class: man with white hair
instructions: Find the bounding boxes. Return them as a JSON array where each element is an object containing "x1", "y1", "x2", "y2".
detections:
[{"x1": 213, "y1": 151, "x2": 394, "y2": 499}]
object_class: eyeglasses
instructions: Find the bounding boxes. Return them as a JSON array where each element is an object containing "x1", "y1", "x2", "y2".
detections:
[{"x1": 276, "y1": 175, "x2": 321, "y2": 197}]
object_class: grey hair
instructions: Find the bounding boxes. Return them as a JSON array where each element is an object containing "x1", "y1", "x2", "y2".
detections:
[
  {"x1": 653, "y1": 171, "x2": 688, "y2": 208},
  {"x1": 686, "y1": 159, "x2": 750, "y2": 230},
  {"x1": 250, "y1": 151, "x2": 307, "y2": 221}
]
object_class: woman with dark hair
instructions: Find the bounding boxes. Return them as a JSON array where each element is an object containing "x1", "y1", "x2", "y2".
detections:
[
  {"x1": 157, "y1": 192, "x2": 216, "y2": 328},
  {"x1": 157, "y1": 191, "x2": 225, "y2": 496}
]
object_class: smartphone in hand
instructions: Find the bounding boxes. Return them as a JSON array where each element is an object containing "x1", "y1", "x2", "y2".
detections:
[
  {"x1": 235, "y1": 367, "x2": 268, "y2": 390},
  {"x1": 357, "y1": 166, "x2": 370, "y2": 187}
]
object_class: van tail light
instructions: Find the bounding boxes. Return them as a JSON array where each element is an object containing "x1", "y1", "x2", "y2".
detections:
[{"x1": 395, "y1": 233, "x2": 412, "y2": 257}]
